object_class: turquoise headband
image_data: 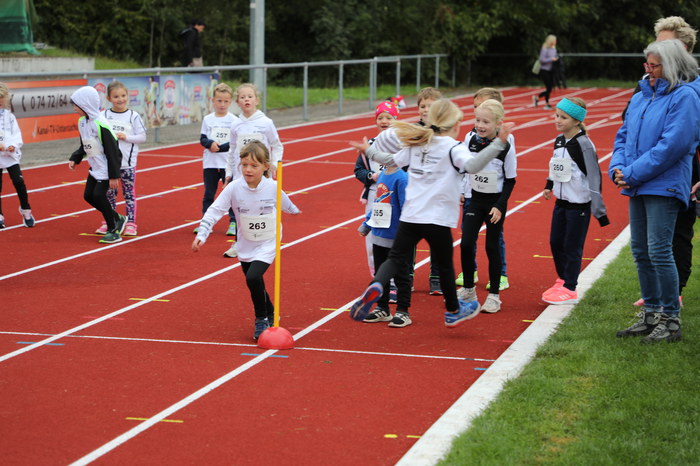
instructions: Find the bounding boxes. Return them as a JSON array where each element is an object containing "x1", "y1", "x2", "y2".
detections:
[{"x1": 556, "y1": 98, "x2": 586, "y2": 122}]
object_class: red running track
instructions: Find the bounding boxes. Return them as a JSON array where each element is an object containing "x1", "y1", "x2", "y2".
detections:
[{"x1": 0, "y1": 87, "x2": 632, "y2": 465}]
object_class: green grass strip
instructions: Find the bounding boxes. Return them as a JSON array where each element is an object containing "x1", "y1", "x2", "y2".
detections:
[{"x1": 440, "y1": 224, "x2": 700, "y2": 465}]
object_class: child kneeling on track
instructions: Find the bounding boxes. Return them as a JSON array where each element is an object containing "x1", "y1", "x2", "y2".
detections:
[
  {"x1": 349, "y1": 99, "x2": 515, "y2": 327},
  {"x1": 0, "y1": 82, "x2": 35, "y2": 229},
  {"x1": 69, "y1": 86, "x2": 127, "y2": 244},
  {"x1": 358, "y1": 161, "x2": 412, "y2": 327},
  {"x1": 192, "y1": 141, "x2": 301, "y2": 341},
  {"x1": 542, "y1": 98, "x2": 609, "y2": 304},
  {"x1": 458, "y1": 99, "x2": 517, "y2": 314}
]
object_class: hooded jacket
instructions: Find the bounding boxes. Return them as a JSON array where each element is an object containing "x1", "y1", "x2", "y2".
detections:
[
  {"x1": 69, "y1": 86, "x2": 122, "y2": 181},
  {"x1": 225, "y1": 110, "x2": 282, "y2": 180},
  {"x1": 610, "y1": 77, "x2": 700, "y2": 207},
  {"x1": 0, "y1": 108, "x2": 23, "y2": 169}
]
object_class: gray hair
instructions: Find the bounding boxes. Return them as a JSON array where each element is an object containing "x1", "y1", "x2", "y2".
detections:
[{"x1": 644, "y1": 39, "x2": 698, "y2": 90}]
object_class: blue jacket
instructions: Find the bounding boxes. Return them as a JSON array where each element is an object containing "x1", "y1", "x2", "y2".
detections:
[
  {"x1": 361, "y1": 168, "x2": 407, "y2": 245},
  {"x1": 610, "y1": 77, "x2": 700, "y2": 207}
]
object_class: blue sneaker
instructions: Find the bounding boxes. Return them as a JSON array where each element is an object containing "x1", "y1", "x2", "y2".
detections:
[
  {"x1": 445, "y1": 300, "x2": 481, "y2": 327},
  {"x1": 349, "y1": 283, "x2": 384, "y2": 321},
  {"x1": 254, "y1": 317, "x2": 270, "y2": 340}
]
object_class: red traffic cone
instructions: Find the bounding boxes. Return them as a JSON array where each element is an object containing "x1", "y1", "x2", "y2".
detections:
[{"x1": 257, "y1": 326, "x2": 294, "y2": 350}]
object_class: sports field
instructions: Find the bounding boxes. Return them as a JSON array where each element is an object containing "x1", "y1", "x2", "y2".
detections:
[{"x1": 0, "y1": 87, "x2": 633, "y2": 464}]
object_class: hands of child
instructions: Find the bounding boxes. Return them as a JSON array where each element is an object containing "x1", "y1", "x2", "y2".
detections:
[
  {"x1": 613, "y1": 168, "x2": 628, "y2": 188},
  {"x1": 0, "y1": 144, "x2": 4, "y2": 152},
  {"x1": 489, "y1": 207, "x2": 502, "y2": 223},
  {"x1": 210, "y1": 141, "x2": 220, "y2": 152},
  {"x1": 543, "y1": 189, "x2": 552, "y2": 200},
  {"x1": 191, "y1": 238, "x2": 204, "y2": 252},
  {"x1": 498, "y1": 122, "x2": 515, "y2": 143},
  {"x1": 6, "y1": 145, "x2": 15, "y2": 152},
  {"x1": 68, "y1": 161, "x2": 76, "y2": 170},
  {"x1": 691, "y1": 181, "x2": 700, "y2": 199},
  {"x1": 109, "y1": 178, "x2": 119, "y2": 190},
  {"x1": 349, "y1": 137, "x2": 370, "y2": 154},
  {"x1": 116, "y1": 132, "x2": 127, "y2": 141},
  {"x1": 372, "y1": 172, "x2": 379, "y2": 182},
  {"x1": 269, "y1": 164, "x2": 277, "y2": 180}
]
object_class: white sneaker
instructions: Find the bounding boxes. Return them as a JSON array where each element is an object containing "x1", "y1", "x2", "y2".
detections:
[
  {"x1": 223, "y1": 242, "x2": 238, "y2": 258},
  {"x1": 482, "y1": 293, "x2": 501, "y2": 313},
  {"x1": 457, "y1": 286, "x2": 477, "y2": 301}
]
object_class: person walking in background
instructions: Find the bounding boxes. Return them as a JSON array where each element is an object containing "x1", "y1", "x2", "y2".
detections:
[
  {"x1": 542, "y1": 98, "x2": 609, "y2": 305},
  {"x1": 180, "y1": 19, "x2": 206, "y2": 67},
  {"x1": 68, "y1": 86, "x2": 127, "y2": 244},
  {"x1": 612, "y1": 39, "x2": 700, "y2": 344},
  {"x1": 0, "y1": 82, "x2": 35, "y2": 229},
  {"x1": 98, "y1": 81, "x2": 147, "y2": 237},
  {"x1": 533, "y1": 35, "x2": 559, "y2": 110}
]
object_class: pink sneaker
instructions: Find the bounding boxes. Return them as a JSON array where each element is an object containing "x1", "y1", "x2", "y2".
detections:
[
  {"x1": 541, "y1": 279, "x2": 566, "y2": 300},
  {"x1": 123, "y1": 222, "x2": 138, "y2": 236},
  {"x1": 95, "y1": 221, "x2": 108, "y2": 235},
  {"x1": 543, "y1": 287, "x2": 579, "y2": 305}
]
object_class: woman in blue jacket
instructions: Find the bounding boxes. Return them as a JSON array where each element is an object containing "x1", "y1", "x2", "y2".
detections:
[{"x1": 611, "y1": 39, "x2": 700, "y2": 344}]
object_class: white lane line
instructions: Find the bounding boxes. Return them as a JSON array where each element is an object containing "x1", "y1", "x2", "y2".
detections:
[
  {"x1": 0, "y1": 331, "x2": 495, "y2": 362},
  {"x1": 0, "y1": 174, "x2": 356, "y2": 280},
  {"x1": 0, "y1": 214, "x2": 364, "y2": 363}
]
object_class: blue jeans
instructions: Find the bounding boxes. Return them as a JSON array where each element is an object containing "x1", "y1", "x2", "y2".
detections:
[{"x1": 629, "y1": 195, "x2": 682, "y2": 316}]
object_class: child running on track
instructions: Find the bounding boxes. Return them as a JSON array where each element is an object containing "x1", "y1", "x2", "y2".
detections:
[
  {"x1": 458, "y1": 99, "x2": 517, "y2": 314},
  {"x1": 456, "y1": 88, "x2": 512, "y2": 292},
  {"x1": 69, "y1": 86, "x2": 126, "y2": 244},
  {"x1": 0, "y1": 82, "x2": 35, "y2": 229},
  {"x1": 349, "y1": 99, "x2": 515, "y2": 327},
  {"x1": 223, "y1": 83, "x2": 283, "y2": 259},
  {"x1": 358, "y1": 156, "x2": 412, "y2": 327},
  {"x1": 371, "y1": 87, "x2": 445, "y2": 295},
  {"x1": 354, "y1": 101, "x2": 400, "y2": 276},
  {"x1": 542, "y1": 98, "x2": 609, "y2": 304},
  {"x1": 192, "y1": 141, "x2": 300, "y2": 340},
  {"x1": 96, "y1": 81, "x2": 147, "y2": 237},
  {"x1": 197, "y1": 83, "x2": 239, "y2": 238}
]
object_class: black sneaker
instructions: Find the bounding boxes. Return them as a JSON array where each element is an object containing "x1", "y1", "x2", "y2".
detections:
[
  {"x1": 115, "y1": 214, "x2": 127, "y2": 235},
  {"x1": 388, "y1": 311, "x2": 412, "y2": 328},
  {"x1": 616, "y1": 311, "x2": 660, "y2": 338},
  {"x1": 429, "y1": 276, "x2": 442, "y2": 295},
  {"x1": 99, "y1": 229, "x2": 122, "y2": 244},
  {"x1": 640, "y1": 314, "x2": 682, "y2": 344},
  {"x1": 364, "y1": 308, "x2": 392, "y2": 323}
]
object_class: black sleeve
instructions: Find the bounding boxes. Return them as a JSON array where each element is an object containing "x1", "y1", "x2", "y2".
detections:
[
  {"x1": 70, "y1": 136, "x2": 86, "y2": 164},
  {"x1": 200, "y1": 133, "x2": 213, "y2": 149},
  {"x1": 494, "y1": 177, "x2": 516, "y2": 214},
  {"x1": 100, "y1": 126, "x2": 123, "y2": 179},
  {"x1": 218, "y1": 142, "x2": 230, "y2": 152},
  {"x1": 182, "y1": 29, "x2": 195, "y2": 63},
  {"x1": 354, "y1": 153, "x2": 374, "y2": 188},
  {"x1": 544, "y1": 179, "x2": 554, "y2": 191}
]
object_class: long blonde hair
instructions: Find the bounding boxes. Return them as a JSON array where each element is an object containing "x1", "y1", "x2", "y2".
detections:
[
  {"x1": 392, "y1": 99, "x2": 463, "y2": 147},
  {"x1": 542, "y1": 34, "x2": 557, "y2": 48}
]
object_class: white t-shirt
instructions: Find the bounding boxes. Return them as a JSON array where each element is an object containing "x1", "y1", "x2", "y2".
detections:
[
  {"x1": 0, "y1": 109, "x2": 23, "y2": 168},
  {"x1": 201, "y1": 112, "x2": 239, "y2": 169},
  {"x1": 196, "y1": 176, "x2": 300, "y2": 263},
  {"x1": 102, "y1": 108, "x2": 147, "y2": 169}
]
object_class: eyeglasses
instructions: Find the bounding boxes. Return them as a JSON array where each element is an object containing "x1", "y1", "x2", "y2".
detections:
[{"x1": 643, "y1": 62, "x2": 662, "y2": 73}]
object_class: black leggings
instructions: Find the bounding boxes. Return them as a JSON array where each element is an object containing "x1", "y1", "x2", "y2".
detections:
[
  {"x1": 373, "y1": 243, "x2": 412, "y2": 312},
  {"x1": 240, "y1": 260, "x2": 274, "y2": 320},
  {"x1": 372, "y1": 221, "x2": 459, "y2": 312},
  {"x1": 538, "y1": 69, "x2": 554, "y2": 104},
  {"x1": 460, "y1": 198, "x2": 504, "y2": 295},
  {"x1": 84, "y1": 174, "x2": 119, "y2": 230},
  {"x1": 0, "y1": 164, "x2": 31, "y2": 214}
]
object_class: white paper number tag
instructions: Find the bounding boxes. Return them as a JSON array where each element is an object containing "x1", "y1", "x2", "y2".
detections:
[
  {"x1": 211, "y1": 126, "x2": 230, "y2": 145},
  {"x1": 237, "y1": 132, "x2": 264, "y2": 149},
  {"x1": 549, "y1": 157, "x2": 572, "y2": 182},
  {"x1": 471, "y1": 171, "x2": 498, "y2": 193},
  {"x1": 108, "y1": 119, "x2": 132, "y2": 137},
  {"x1": 367, "y1": 203, "x2": 392, "y2": 228},
  {"x1": 0, "y1": 130, "x2": 5, "y2": 145},
  {"x1": 83, "y1": 138, "x2": 101, "y2": 158},
  {"x1": 240, "y1": 213, "x2": 276, "y2": 241}
]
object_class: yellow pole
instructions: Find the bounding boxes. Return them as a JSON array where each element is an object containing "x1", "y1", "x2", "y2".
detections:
[{"x1": 273, "y1": 160, "x2": 283, "y2": 328}]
